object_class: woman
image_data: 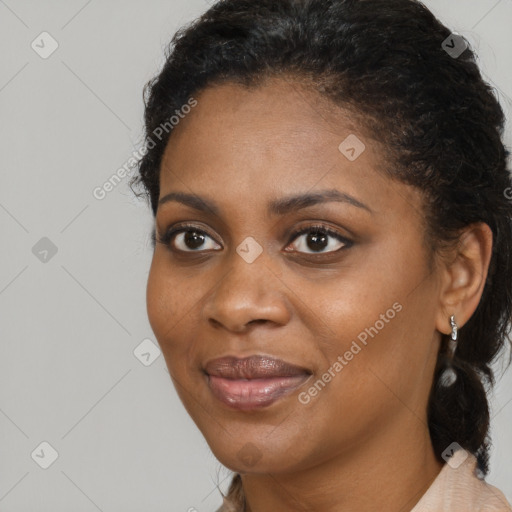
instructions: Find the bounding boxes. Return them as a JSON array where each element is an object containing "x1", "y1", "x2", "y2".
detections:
[{"x1": 131, "y1": 0, "x2": 512, "y2": 510}]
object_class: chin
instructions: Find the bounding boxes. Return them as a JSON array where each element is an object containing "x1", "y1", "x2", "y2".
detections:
[{"x1": 200, "y1": 421, "x2": 311, "y2": 474}]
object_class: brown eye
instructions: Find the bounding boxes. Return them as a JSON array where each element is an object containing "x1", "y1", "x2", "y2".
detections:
[
  {"x1": 286, "y1": 225, "x2": 352, "y2": 254},
  {"x1": 158, "y1": 225, "x2": 222, "y2": 252}
]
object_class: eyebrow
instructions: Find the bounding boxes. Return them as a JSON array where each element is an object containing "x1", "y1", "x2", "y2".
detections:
[{"x1": 158, "y1": 189, "x2": 373, "y2": 216}]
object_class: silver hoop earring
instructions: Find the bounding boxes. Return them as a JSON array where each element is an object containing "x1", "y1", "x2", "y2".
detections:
[{"x1": 439, "y1": 315, "x2": 458, "y2": 387}]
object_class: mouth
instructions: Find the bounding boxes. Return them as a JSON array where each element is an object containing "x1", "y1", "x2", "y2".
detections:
[{"x1": 203, "y1": 354, "x2": 312, "y2": 410}]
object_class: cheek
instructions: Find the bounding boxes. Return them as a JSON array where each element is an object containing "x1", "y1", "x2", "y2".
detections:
[
  {"x1": 300, "y1": 248, "x2": 433, "y2": 405},
  {"x1": 146, "y1": 257, "x2": 171, "y2": 337},
  {"x1": 293, "y1": 303, "x2": 415, "y2": 455},
  {"x1": 146, "y1": 253, "x2": 215, "y2": 377},
  {"x1": 146, "y1": 254, "x2": 191, "y2": 352}
]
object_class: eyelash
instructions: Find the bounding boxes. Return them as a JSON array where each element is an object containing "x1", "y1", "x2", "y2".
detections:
[{"x1": 155, "y1": 222, "x2": 353, "y2": 255}]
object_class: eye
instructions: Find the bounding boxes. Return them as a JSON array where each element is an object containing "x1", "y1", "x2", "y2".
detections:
[
  {"x1": 156, "y1": 224, "x2": 221, "y2": 252},
  {"x1": 285, "y1": 224, "x2": 352, "y2": 254},
  {"x1": 155, "y1": 222, "x2": 352, "y2": 255}
]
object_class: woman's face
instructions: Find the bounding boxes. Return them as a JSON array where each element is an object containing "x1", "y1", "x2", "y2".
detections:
[{"x1": 146, "y1": 78, "x2": 445, "y2": 474}]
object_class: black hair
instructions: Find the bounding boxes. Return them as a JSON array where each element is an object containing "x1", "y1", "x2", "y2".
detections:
[{"x1": 130, "y1": 0, "x2": 512, "y2": 507}]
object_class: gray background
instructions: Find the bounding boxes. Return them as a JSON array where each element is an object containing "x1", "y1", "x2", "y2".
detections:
[{"x1": 0, "y1": 1, "x2": 511, "y2": 510}]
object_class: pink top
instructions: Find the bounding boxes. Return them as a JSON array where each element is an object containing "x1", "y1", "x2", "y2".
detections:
[
  {"x1": 411, "y1": 450, "x2": 511, "y2": 511},
  {"x1": 218, "y1": 450, "x2": 512, "y2": 511}
]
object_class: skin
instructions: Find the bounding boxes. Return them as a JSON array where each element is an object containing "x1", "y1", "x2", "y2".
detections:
[{"x1": 146, "y1": 78, "x2": 493, "y2": 512}]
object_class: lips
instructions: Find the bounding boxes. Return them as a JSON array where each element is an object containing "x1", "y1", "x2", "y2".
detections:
[
  {"x1": 204, "y1": 355, "x2": 311, "y2": 379},
  {"x1": 204, "y1": 355, "x2": 312, "y2": 410}
]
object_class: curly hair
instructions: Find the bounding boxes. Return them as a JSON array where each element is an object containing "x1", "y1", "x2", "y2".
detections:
[{"x1": 130, "y1": 0, "x2": 512, "y2": 508}]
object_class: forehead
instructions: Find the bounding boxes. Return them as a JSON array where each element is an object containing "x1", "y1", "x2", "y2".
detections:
[
  {"x1": 158, "y1": 79, "x2": 422, "y2": 223},
  {"x1": 163, "y1": 77, "x2": 365, "y2": 161}
]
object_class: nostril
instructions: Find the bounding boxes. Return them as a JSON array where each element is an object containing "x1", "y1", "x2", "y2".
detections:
[{"x1": 248, "y1": 319, "x2": 267, "y2": 326}]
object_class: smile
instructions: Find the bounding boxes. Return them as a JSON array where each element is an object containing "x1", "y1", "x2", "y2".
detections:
[
  {"x1": 203, "y1": 354, "x2": 312, "y2": 410},
  {"x1": 206, "y1": 374, "x2": 311, "y2": 410}
]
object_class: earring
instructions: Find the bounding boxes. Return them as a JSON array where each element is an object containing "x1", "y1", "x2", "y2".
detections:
[{"x1": 439, "y1": 315, "x2": 458, "y2": 387}]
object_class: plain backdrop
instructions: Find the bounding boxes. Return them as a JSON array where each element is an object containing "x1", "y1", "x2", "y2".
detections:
[{"x1": 1, "y1": 1, "x2": 511, "y2": 510}]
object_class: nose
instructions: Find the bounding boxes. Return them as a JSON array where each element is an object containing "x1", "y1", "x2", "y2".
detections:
[{"x1": 202, "y1": 251, "x2": 292, "y2": 332}]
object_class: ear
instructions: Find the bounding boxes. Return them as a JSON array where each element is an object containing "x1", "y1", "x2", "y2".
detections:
[{"x1": 435, "y1": 222, "x2": 493, "y2": 335}]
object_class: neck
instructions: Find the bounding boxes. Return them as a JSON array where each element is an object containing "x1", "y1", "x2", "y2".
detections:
[{"x1": 241, "y1": 416, "x2": 444, "y2": 512}]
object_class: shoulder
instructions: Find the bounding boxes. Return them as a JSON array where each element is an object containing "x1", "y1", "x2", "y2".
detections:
[{"x1": 412, "y1": 450, "x2": 512, "y2": 512}]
